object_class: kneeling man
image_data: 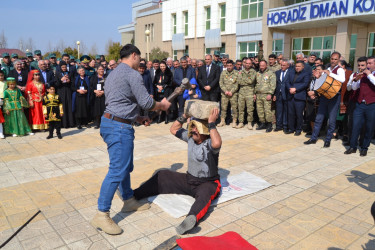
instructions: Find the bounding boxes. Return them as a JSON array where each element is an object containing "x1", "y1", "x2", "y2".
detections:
[{"x1": 133, "y1": 108, "x2": 222, "y2": 235}]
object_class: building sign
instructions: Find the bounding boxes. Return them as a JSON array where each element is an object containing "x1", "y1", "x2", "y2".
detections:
[{"x1": 267, "y1": 0, "x2": 375, "y2": 27}]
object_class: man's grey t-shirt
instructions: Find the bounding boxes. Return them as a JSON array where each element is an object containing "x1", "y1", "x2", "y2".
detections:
[
  {"x1": 104, "y1": 63, "x2": 155, "y2": 121},
  {"x1": 176, "y1": 129, "x2": 220, "y2": 178}
]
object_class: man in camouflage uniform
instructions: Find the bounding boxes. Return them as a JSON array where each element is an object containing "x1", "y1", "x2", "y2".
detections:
[
  {"x1": 268, "y1": 54, "x2": 281, "y2": 73},
  {"x1": 1, "y1": 53, "x2": 13, "y2": 78},
  {"x1": 218, "y1": 60, "x2": 239, "y2": 128},
  {"x1": 255, "y1": 60, "x2": 276, "y2": 133},
  {"x1": 237, "y1": 58, "x2": 256, "y2": 130}
]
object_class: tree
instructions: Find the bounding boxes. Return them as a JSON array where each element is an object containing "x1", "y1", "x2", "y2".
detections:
[
  {"x1": 43, "y1": 51, "x2": 62, "y2": 59},
  {"x1": 63, "y1": 47, "x2": 79, "y2": 58},
  {"x1": 0, "y1": 30, "x2": 7, "y2": 49},
  {"x1": 149, "y1": 47, "x2": 169, "y2": 61},
  {"x1": 18, "y1": 38, "x2": 25, "y2": 51},
  {"x1": 106, "y1": 41, "x2": 122, "y2": 61},
  {"x1": 25, "y1": 37, "x2": 35, "y2": 52},
  {"x1": 90, "y1": 43, "x2": 98, "y2": 56}
]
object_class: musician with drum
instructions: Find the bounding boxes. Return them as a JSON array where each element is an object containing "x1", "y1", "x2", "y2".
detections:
[{"x1": 304, "y1": 52, "x2": 345, "y2": 148}]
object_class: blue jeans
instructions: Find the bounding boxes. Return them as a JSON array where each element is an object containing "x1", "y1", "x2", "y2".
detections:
[
  {"x1": 98, "y1": 116, "x2": 134, "y2": 212},
  {"x1": 311, "y1": 94, "x2": 340, "y2": 142},
  {"x1": 350, "y1": 102, "x2": 375, "y2": 150}
]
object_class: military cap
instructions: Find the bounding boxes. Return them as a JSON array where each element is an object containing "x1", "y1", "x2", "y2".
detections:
[
  {"x1": 57, "y1": 58, "x2": 61, "y2": 61},
  {"x1": 95, "y1": 55, "x2": 101, "y2": 60},
  {"x1": 214, "y1": 50, "x2": 221, "y2": 57},
  {"x1": 49, "y1": 53, "x2": 56, "y2": 58},
  {"x1": 26, "y1": 52, "x2": 33, "y2": 57},
  {"x1": 2, "y1": 52, "x2": 9, "y2": 57},
  {"x1": 80, "y1": 55, "x2": 91, "y2": 63},
  {"x1": 248, "y1": 53, "x2": 255, "y2": 58},
  {"x1": 70, "y1": 55, "x2": 75, "y2": 60},
  {"x1": 309, "y1": 52, "x2": 317, "y2": 57},
  {"x1": 45, "y1": 56, "x2": 50, "y2": 60},
  {"x1": 222, "y1": 54, "x2": 229, "y2": 59},
  {"x1": 11, "y1": 53, "x2": 18, "y2": 58},
  {"x1": 34, "y1": 50, "x2": 42, "y2": 55},
  {"x1": 183, "y1": 53, "x2": 189, "y2": 57}
]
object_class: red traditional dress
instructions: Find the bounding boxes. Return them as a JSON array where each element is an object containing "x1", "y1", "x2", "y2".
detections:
[{"x1": 26, "y1": 71, "x2": 48, "y2": 130}]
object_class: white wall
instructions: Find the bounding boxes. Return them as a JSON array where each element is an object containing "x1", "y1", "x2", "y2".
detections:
[{"x1": 162, "y1": 0, "x2": 239, "y2": 41}]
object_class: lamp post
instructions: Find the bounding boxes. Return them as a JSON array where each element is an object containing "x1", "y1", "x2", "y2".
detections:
[
  {"x1": 145, "y1": 30, "x2": 150, "y2": 61},
  {"x1": 76, "y1": 41, "x2": 81, "y2": 59}
]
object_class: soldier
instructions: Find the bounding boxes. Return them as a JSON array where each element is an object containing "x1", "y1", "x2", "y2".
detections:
[
  {"x1": 11, "y1": 53, "x2": 19, "y2": 63},
  {"x1": 212, "y1": 50, "x2": 223, "y2": 69},
  {"x1": 26, "y1": 52, "x2": 34, "y2": 70},
  {"x1": 1, "y1": 53, "x2": 13, "y2": 78},
  {"x1": 237, "y1": 58, "x2": 256, "y2": 129},
  {"x1": 217, "y1": 60, "x2": 239, "y2": 128},
  {"x1": 49, "y1": 53, "x2": 58, "y2": 74},
  {"x1": 80, "y1": 55, "x2": 95, "y2": 77},
  {"x1": 30, "y1": 50, "x2": 43, "y2": 70},
  {"x1": 255, "y1": 60, "x2": 276, "y2": 133},
  {"x1": 268, "y1": 54, "x2": 281, "y2": 73}
]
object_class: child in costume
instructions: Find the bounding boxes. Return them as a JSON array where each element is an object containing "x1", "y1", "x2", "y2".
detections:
[
  {"x1": 3, "y1": 77, "x2": 33, "y2": 137},
  {"x1": 0, "y1": 71, "x2": 7, "y2": 139},
  {"x1": 43, "y1": 84, "x2": 63, "y2": 139},
  {"x1": 26, "y1": 70, "x2": 48, "y2": 130}
]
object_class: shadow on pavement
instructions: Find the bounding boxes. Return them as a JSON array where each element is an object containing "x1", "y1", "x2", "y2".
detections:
[
  {"x1": 346, "y1": 170, "x2": 375, "y2": 192},
  {"x1": 361, "y1": 233, "x2": 375, "y2": 250},
  {"x1": 61, "y1": 128, "x2": 87, "y2": 137}
]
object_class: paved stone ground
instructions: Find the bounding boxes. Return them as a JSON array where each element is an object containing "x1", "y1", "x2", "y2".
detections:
[{"x1": 0, "y1": 123, "x2": 375, "y2": 249}]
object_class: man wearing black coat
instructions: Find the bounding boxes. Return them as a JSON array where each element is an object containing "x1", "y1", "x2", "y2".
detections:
[
  {"x1": 197, "y1": 55, "x2": 221, "y2": 102},
  {"x1": 38, "y1": 60, "x2": 56, "y2": 85},
  {"x1": 274, "y1": 59, "x2": 293, "y2": 132},
  {"x1": 286, "y1": 61, "x2": 311, "y2": 135}
]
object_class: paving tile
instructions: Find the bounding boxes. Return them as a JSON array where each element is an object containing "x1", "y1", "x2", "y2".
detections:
[
  {"x1": 267, "y1": 221, "x2": 310, "y2": 244},
  {"x1": 315, "y1": 224, "x2": 360, "y2": 248}
]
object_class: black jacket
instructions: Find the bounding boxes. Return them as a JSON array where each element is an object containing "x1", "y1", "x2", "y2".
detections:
[
  {"x1": 9, "y1": 69, "x2": 28, "y2": 87},
  {"x1": 197, "y1": 64, "x2": 221, "y2": 92},
  {"x1": 39, "y1": 69, "x2": 56, "y2": 85}
]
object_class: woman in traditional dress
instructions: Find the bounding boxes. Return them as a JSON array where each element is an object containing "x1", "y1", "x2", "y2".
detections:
[
  {"x1": 72, "y1": 67, "x2": 90, "y2": 129},
  {"x1": 26, "y1": 70, "x2": 48, "y2": 130},
  {"x1": 90, "y1": 65, "x2": 106, "y2": 129},
  {"x1": 55, "y1": 61, "x2": 75, "y2": 128},
  {"x1": 3, "y1": 77, "x2": 33, "y2": 137}
]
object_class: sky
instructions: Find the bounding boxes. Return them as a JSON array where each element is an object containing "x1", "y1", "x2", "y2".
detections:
[{"x1": 1, "y1": 0, "x2": 139, "y2": 55}]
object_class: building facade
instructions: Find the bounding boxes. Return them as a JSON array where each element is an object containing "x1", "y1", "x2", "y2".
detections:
[{"x1": 118, "y1": 0, "x2": 375, "y2": 68}]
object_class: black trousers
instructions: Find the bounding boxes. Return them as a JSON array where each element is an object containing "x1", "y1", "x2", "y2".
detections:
[
  {"x1": 201, "y1": 90, "x2": 220, "y2": 102},
  {"x1": 134, "y1": 170, "x2": 221, "y2": 222},
  {"x1": 49, "y1": 121, "x2": 61, "y2": 135}
]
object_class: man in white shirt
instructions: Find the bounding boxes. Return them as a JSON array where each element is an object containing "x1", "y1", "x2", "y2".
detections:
[{"x1": 304, "y1": 52, "x2": 345, "y2": 148}]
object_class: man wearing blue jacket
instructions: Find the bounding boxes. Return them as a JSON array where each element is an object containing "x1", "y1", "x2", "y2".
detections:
[
  {"x1": 173, "y1": 57, "x2": 195, "y2": 116},
  {"x1": 286, "y1": 61, "x2": 311, "y2": 135}
]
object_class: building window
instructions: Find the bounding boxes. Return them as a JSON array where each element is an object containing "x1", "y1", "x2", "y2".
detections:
[
  {"x1": 205, "y1": 7, "x2": 211, "y2": 30},
  {"x1": 239, "y1": 42, "x2": 258, "y2": 60},
  {"x1": 220, "y1": 43, "x2": 226, "y2": 54},
  {"x1": 184, "y1": 11, "x2": 188, "y2": 36},
  {"x1": 151, "y1": 24, "x2": 154, "y2": 42},
  {"x1": 220, "y1": 4, "x2": 226, "y2": 32},
  {"x1": 272, "y1": 39, "x2": 283, "y2": 55},
  {"x1": 368, "y1": 33, "x2": 375, "y2": 57},
  {"x1": 185, "y1": 45, "x2": 189, "y2": 55},
  {"x1": 172, "y1": 14, "x2": 177, "y2": 35},
  {"x1": 350, "y1": 34, "x2": 357, "y2": 67},
  {"x1": 241, "y1": 0, "x2": 263, "y2": 20},
  {"x1": 292, "y1": 36, "x2": 335, "y2": 64},
  {"x1": 173, "y1": 50, "x2": 177, "y2": 60},
  {"x1": 206, "y1": 47, "x2": 211, "y2": 55}
]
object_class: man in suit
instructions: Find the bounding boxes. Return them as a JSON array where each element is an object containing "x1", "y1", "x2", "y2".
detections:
[
  {"x1": 38, "y1": 60, "x2": 55, "y2": 85},
  {"x1": 149, "y1": 59, "x2": 160, "y2": 83},
  {"x1": 286, "y1": 61, "x2": 311, "y2": 135},
  {"x1": 173, "y1": 56, "x2": 195, "y2": 116},
  {"x1": 274, "y1": 59, "x2": 292, "y2": 132},
  {"x1": 197, "y1": 55, "x2": 221, "y2": 102}
]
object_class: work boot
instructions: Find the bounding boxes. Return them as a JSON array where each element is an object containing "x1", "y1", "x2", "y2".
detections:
[
  {"x1": 91, "y1": 211, "x2": 123, "y2": 235},
  {"x1": 121, "y1": 196, "x2": 150, "y2": 212},
  {"x1": 265, "y1": 123, "x2": 273, "y2": 133},
  {"x1": 256, "y1": 123, "x2": 266, "y2": 130},
  {"x1": 236, "y1": 123, "x2": 244, "y2": 129},
  {"x1": 217, "y1": 118, "x2": 225, "y2": 127},
  {"x1": 247, "y1": 123, "x2": 253, "y2": 130},
  {"x1": 176, "y1": 215, "x2": 196, "y2": 235}
]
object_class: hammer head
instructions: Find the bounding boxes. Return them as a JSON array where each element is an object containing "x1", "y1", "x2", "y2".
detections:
[{"x1": 181, "y1": 78, "x2": 192, "y2": 90}]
